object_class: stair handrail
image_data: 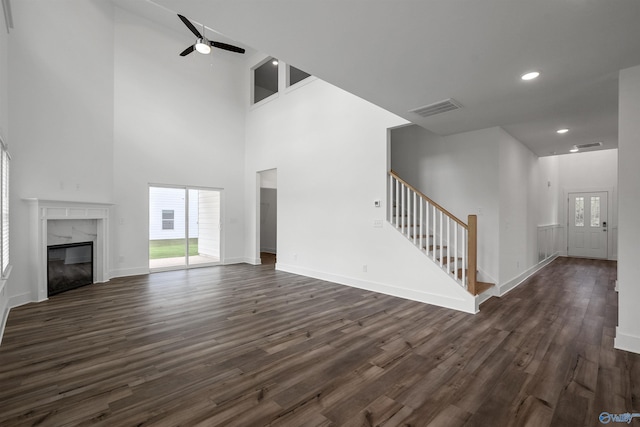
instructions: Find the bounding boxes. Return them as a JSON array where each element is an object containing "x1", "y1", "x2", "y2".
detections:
[
  {"x1": 389, "y1": 170, "x2": 467, "y2": 229},
  {"x1": 388, "y1": 170, "x2": 477, "y2": 295}
]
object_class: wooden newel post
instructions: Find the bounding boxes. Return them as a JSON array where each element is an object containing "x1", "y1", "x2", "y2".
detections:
[{"x1": 468, "y1": 215, "x2": 477, "y2": 295}]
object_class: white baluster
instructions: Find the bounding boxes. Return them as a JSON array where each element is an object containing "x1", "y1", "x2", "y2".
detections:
[
  {"x1": 439, "y1": 210, "x2": 443, "y2": 267},
  {"x1": 413, "y1": 191, "x2": 418, "y2": 245},
  {"x1": 462, "y1": 229, "x2": 467, "y2": 289},
  {"x1": 389, "y1": 175, "x2": 393, "y2": 225},
  {"x1": 454, "y1": 223, "x2": 458, "y2": 282},
  {"x1": 446, "y1": 217, "x2": 451, "y2": 274},
  {"x1": 419, "y1": 198, "x2": 424, "y2": 251},
  {"x1": 394, "y1": 178, "x2": 400, "y2": 228},
  {"x1": 401, "y1": 184, "x2": 406, "y2": 235},
  {"x1": 406, "y1": 186, "x2": 412, "y2": 239},
  {"x1": 407, "y1": 186, "x2": 411, "y2": 238},
  {"x1": 431, "y1": 205, "x2": 438, "y2": 261}
]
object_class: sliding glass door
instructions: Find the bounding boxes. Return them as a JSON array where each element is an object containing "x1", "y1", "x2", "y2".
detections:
[{"x1": 149, "y1": 185, "x2": 221, "y2": 271}]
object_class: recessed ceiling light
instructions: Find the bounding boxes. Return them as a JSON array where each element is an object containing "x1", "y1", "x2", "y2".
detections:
[
  {"x1": 521, "y1": 71, "x2": 540, "y2": 81},
  {"x1": 272, "y1": 60, "x2": 279, "y2": 66},
  {"x1": 556, "y1": 128, "x2": 569, "y2": 134},
  {"x1": 570, "y1": 147, "x2": 579, "y2": 153}
]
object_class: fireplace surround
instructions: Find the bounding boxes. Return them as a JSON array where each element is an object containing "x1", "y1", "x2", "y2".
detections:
[{"x1": 25, "y1": 199, "x2": 111, "y2": 302}]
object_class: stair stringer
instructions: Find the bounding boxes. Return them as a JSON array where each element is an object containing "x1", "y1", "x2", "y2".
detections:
[
  {"x1": 277, "y1": 223, "x2": 477, "y2": 314},
  {"x1": 372, "y1": 224, "x2": 477, "y2": 313},
  {"x1": 394, "y1": 225, "x2": 497, "y2": 312}
]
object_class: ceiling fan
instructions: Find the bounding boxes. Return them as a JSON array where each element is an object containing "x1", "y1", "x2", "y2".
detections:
[{"x1": 177, "y1": 14, "x2": 245, "y2": 57}]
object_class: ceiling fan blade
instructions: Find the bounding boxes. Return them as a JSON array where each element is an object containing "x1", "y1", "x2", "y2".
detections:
[
  {"x1": 177, "y1": 14, "x2": 202, "y2": 39},
  {"x1": 179, "y1": 45, "x2": 195, "y2": 56},
  {"x1": 210, "y1": 41, "x2": 245, "y2": 54}
]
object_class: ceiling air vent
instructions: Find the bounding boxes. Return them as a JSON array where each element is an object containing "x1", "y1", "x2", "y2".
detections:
[
  {"x1": 409, "y1": 98, "x2": 462, "y2": 118},
  {"x1": 575, "y1": 142, "x2": 603, "y2": 149}
]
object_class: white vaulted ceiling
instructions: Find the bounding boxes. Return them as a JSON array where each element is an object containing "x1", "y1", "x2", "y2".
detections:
[{"x1": 122, "y1": 0, "x2": 640, "y2": 156}]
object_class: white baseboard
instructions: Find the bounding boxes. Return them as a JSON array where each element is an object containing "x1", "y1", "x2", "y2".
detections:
[
  {"x1": 110, "y1": 267, "x2": 149, "y2": 279},
  {"x1": 615, "y1": 328, "x2": 640, "y2": 355},
  {"x1": 1, "y1": 291, "x2": 34, "y2": 346},
  {"x1": 9, "y1": 292, "x2": 33, "y2": 309},
  {"x1": 498, "y1": 253, "x2": 559, "y2": 296},
  {"x1": 276, "y1": 263, "x2": 476, "y2": 314},
  {"x1": 224, "y1": 257, "x2": 256, "y2": 265},
  {"x1": 475, "y1": 288, "x2": 494, "y2": 309},
  {"x1": 0, "y1": 303, "x2": 8, "y2": 345}
]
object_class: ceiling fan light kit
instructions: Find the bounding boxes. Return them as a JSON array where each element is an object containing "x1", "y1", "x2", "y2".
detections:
[
  {"x1": 195, "y1": 39, "x2": 211, "y2": 54},
  {"x1": 177, "y1": 14, "x2": 245, "y2": 57}
]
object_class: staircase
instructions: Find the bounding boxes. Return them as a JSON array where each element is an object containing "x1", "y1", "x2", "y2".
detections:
[{"x1": 388, "y1": 171, "x2": 493, "y2": 296}]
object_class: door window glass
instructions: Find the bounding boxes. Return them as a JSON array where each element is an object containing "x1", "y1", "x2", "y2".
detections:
[
  {"x1": 575, "y1": 197, "x2": 584, "y2": 227},
  {"x1": 590, "y1": 197, "x2": 600, "y2": 227}
]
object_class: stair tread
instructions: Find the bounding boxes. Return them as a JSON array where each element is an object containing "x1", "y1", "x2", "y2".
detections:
[
  {"x1": 437, "y1": 256, "x2": 462, "y2": 265},
  {"x1": 474, "y1": 281, "x2": 494, "y2": 295}
]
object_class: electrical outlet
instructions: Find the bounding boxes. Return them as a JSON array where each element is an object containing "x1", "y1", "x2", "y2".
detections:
[{"x1": 363, "y1": 264, "x2": 368, "y2": 272}]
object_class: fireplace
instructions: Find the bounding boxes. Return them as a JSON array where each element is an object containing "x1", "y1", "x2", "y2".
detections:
[
  {"x1": 25, "y1": 199, "x2": 112, "y2": 302},
  {"x1": 47, "y1": 242, "x2": 94, "y2": 296}
]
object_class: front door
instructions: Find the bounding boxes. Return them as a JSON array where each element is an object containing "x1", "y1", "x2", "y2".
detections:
[{"x1": 568, "y1": 192, "x2": 608, "y2": 259}]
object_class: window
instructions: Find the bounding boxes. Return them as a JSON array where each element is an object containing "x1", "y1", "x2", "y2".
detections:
[
  {"x1": 288, "y1": 65, "x2": 311, "y2": 87},
  {"x1": 253, "y1": 57, "x2": 279, "y2": 104},
  {"x1": 162, "y1": 210, "x2": 174, "y2": 230},
  {"x1": 1, "y1": 137, "x2": 9, "y2": 277},
  {"x1": 574, "y1": 197, "x2": 584, "y2": 227},
  {"x1": 590, "y1": 196, "x2": 600, "y2": 227}
]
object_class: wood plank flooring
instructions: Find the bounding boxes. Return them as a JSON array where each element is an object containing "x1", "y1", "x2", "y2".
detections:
[{"x1": 0, "y1": 257, "x2": 637, "y2": 426}]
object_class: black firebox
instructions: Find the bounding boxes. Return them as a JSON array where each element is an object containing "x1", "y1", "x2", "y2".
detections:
[{"x1": 47, "y1": 242, "x2": 94, "y2": 297}]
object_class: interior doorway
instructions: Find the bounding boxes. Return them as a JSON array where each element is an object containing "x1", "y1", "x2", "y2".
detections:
[
  {"x1": 257, "y1": 169, "x2": 277, "y2": 264},
  {"x1": 568, "y1": 191, "x2": 608, "y2": 259},
  {"x1": 149, "y1": 185, "x2": 222, "y2": 271}
]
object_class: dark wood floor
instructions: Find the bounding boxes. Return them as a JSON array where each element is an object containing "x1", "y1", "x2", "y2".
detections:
[{"x1": 0, "y1": 257, "x2": 637, "y2": 426}]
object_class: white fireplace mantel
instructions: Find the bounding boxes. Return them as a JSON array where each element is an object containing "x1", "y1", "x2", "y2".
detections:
[{"x1": 24, "y1": 199, "x2": 112, "y2": 302}]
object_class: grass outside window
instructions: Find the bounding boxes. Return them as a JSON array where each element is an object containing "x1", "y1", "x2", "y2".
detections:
[{"x1": 149, "y1": 238, "x2": 199, "y2": 259}]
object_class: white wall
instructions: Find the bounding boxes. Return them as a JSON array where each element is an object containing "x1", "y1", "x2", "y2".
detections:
[
  {"x1": 4, "y1": 1, "x2": 248, "y2": 309},
  {"x1": 498, "y1": 129, "x2": 540, "y2": 289},
  {"x1": 537, "y1": 156, "x2": 560, "y2": 226},
  {"x1": 112, "y1": 6, "x2": 246, "y2": 276},
  {"x1": 391, "y1": 125, "x2": 561, "y2": 292},
  {"x1": 0, "y1": 6, "x2": 7, "y2": 141},
  {"x1": 543, "y1": 150, "x2": 618, "y2": 259},
  {"x1": 0, "y1": 4, "x2": 9, "y2": 340},
  {"x1": 244, "y1": 57, "x2": 477, "y2": 313},
  {"x1": 391, "y1": 124, "x2": 501, "y2": 283},
  {"x1": 616, "y1": 64, "x2": 640, "y2": 354},
  {"x1": 8, "y1": 0, "x2": 115, "y2": 304}
]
